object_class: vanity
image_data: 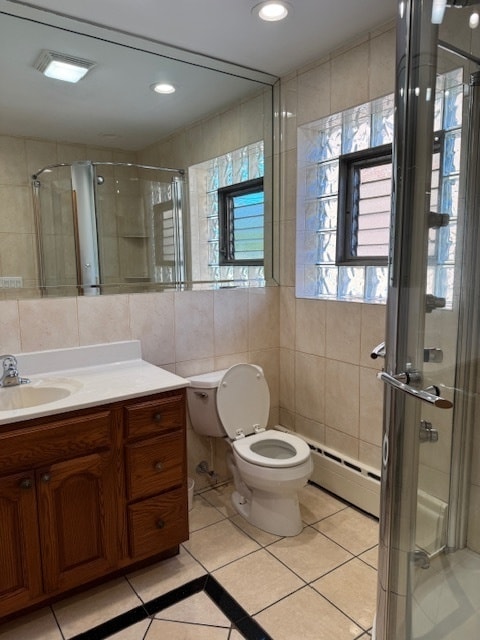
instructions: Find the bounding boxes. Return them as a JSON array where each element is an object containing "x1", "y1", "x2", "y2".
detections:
[{"x1": 0, "y1": 341, "x2": 189, "y2": 620}]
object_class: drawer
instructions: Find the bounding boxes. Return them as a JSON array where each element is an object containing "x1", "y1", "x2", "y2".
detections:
[
  {"x1": 125, "y1": 431, "x2": 184, "y2": 501},
  {"x1": 127, "y1": 487, "x2": 188, "y2": 559},
  {"x1": 125, "y1": 393, "x2": 184, "y2": 440},
  {"x1": 0, "y1": 411, "x2": 114, "y2": 473}
]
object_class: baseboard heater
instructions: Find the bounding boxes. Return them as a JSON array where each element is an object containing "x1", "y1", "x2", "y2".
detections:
[{"x1": 274, "y1": 426, "x2": 381, "y2": 518}]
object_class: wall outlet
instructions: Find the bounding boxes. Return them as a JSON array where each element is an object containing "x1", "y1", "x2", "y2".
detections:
[{"x1": 0, "y1": 276, "x2": 23, "y2": 288}]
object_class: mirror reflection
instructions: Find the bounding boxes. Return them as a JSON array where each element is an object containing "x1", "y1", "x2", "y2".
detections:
[{"x1": 0, "y1": 3, "x2": 276, "y2": 298}]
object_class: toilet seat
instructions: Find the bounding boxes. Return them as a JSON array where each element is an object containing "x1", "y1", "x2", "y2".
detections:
[
  {"x1": 233, "y1": 430, "x2": 311, "y2": 468},
  {"x1": 216, "y1": 364, "x2": 270, "y2": 440}
]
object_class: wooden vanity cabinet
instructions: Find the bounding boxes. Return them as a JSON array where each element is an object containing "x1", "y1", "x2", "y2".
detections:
[{"x1": 0, "y1": 388, "x2": 188, "y2": 621}]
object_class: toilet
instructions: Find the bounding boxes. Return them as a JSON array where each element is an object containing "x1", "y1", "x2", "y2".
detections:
[{"x1": 187, "y1": 364, "x2": 313, "y2": 536}]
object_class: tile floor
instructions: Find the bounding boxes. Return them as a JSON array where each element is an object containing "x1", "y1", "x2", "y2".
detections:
[{"x1": 0, "y1": 482, "x2": 379, "y2": 640}]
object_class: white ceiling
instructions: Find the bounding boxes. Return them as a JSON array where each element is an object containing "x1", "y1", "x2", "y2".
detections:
[
  {"x1": 0, "y1": 0, "x2": 397, "y2": 151},
  {"x1": 13, "y1": 0, "x2": 397, "y2": 76}
]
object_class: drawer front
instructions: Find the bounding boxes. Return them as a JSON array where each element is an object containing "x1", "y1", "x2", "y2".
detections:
[
  {"x1": 125, "y1": 393, "x2": 184, "y2": 440},
  {"x1": 128, "y1": 487, "x2": 188, "y2": 559},
  {"x1": 0, "y1": 411, "x2": 114, "y2": 473},
  {"x1": 125, "y1": 431, "x2": 184, "y2": 501}
]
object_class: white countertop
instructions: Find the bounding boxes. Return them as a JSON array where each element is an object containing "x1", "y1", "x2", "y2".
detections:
[{"x1": 0, "y1": 341, "x2": 188, "y2": 425}]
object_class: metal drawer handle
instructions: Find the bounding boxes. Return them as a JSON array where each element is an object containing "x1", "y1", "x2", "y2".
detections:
[
  {"x1": 152, "y1": 412, "x2": 162, "y2": 423},
  {"x1": 154, "y1": 461, "x2": 163, "y2": 472},
  {"x1": 156, "y1": 518, "x2": 165, "y2": 529},
  {"x1": 378, "y1": 371, "x2": 453, "y2": 409}
]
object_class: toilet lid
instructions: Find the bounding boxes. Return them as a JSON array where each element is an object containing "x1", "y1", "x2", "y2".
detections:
[{"x1": 216, "y1": 364, "x2": 270, "y2": 440}]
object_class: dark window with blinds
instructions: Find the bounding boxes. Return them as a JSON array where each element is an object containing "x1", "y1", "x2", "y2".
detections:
[
  {"x1": 218, "y1": 177, "x2": 264, "y2": 266},
  {"x1": 336, "y1": 144, "x2": 392, "y2": 266}
]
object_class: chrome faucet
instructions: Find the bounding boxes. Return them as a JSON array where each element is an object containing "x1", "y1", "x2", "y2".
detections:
[{"x1": 0, "y1": 355, "x2": 30, "y2": 387}]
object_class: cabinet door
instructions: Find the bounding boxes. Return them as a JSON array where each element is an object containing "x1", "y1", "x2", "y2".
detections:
[
  {"x1": 0, "y1": 472, "x2": 43, "y2": 614},
  {"x1": 37, "y1": 452, "x2": 118, "y2": 593}
]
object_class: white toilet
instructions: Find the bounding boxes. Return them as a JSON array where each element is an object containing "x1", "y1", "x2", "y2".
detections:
[{"x1": 187, "y1": 363, "x2": 313, "y2": 536}]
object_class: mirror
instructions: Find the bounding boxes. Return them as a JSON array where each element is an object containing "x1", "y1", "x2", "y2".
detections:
[{"x1": 0, "y1": 1, "x2": 277, "y2": 298}]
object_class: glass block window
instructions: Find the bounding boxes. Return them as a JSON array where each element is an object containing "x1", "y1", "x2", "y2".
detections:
[
  {"x1": 188, "y1": 141, "x2": 265, "y2": 287},
  {"x1": 297, "y1": 69, "x2": 462, "y2": 305}
]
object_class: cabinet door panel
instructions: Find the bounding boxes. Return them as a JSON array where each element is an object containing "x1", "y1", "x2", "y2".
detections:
[
  {"x1": 127, "y1": 487, "x2": 188, "y2": 559},
  {"x1": 125, "y1": 431, "x2": 184, "y2": 501},
  {"x1": 37, "y1": 452, "x2": 118, "y2": 593},
  {"x1": 0, "y1": 472, "x2": 43, "y2": 614}
]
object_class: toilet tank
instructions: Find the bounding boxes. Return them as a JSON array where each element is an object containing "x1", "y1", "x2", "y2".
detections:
[{"x1": 186, "y1": 369, "x2": 227, "y2": 437}]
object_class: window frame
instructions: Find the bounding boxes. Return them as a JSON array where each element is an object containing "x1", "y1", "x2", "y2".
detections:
[
  {"x1": 218, "y1": 177, "x2": 264, "y2": 267},
  {"x1": 336, "y1": 143, "x2": 392, "y2": 267}
]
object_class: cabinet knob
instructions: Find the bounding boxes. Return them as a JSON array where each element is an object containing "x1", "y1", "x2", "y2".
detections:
[
  {"x1": 156, "y1": 518, "x2": 165, "y2": 529},
  {"x1": 154, "y1": 461, "x2": 163, "y2": 472},
  {"x1": 152, "y1": 412, "x2": 162, "y2": 423},
  {"x1": 19, "y1": 477, "x2": 32, "y2": 490},
  {"x1": 41, "y1": 473, "x2": 51, "y2": 483}
]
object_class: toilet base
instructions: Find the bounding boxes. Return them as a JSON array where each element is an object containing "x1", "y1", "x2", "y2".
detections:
[{"x1": 231, "y1": 488, "x2": 303, "y2": 537}]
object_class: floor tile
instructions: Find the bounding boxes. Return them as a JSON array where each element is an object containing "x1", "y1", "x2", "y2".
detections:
[
  {"x1": 156, "y1": 591, "x2": 230, "y2": 627},
  {"x1": 359, "y1": 545, "x2": 379, "y2": 570},
  {"x1": 230, "y1": 513, "x2": 281, "y2": 546},
  {"x1": 200, "y1": 484, "x2": 238, "y2": 518},
  {"x1": 299, "y1": 483, "x2": 347, "y2": 524},
  {"x1": 183, "y1": 519, "x2": 260, "y2": 572},
  {"x1": 107, "y1": 619, "x2": 152, "y2": 639},
  {"x1": 254, "y1": 586, "x2": 363, "y2": 640},
  {"x1": 312, "y1": 557, "x2": 377, "y2": 630},
  {"x1": 313, "y1": 507, "x2": 379, "y2": 555},
  {"x1": 145, "y1": 619, "x2": 231, "y2": 639},
  {"x1": 127, "y1": 546, "x2": 205, "y2": 602},
  {"x1": 230, "y1": 630, "x2": 247, "y2": 640},
  {"x1": 52, "y1": 577, "x2": 142, "y2": 639},
  {"x1": 268, "y1": 525, "x2": 353, "y2": 582},
  {"x1": 188, "y1": 494, "x2": 226, "y2": 532},
  {"x1": 213, "y1": 548, "x2": 304, "y2": 614},
  {"x1": 0, "y1": 608, "x2": 62, "y2": 640}
]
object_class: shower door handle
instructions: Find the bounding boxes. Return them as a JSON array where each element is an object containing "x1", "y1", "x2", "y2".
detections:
[{"x1": 378, "y1": 371, "x2": 453, "y2": 409}]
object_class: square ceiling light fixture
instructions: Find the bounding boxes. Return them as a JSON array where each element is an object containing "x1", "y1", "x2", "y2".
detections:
[{"x1": 34, "y1": 50, "x2": 96, "y2": 83}]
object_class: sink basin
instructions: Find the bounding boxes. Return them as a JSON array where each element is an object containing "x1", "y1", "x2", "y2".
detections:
[{"x1": 0, "y1": 378, "x2": 82, "y2": 411}]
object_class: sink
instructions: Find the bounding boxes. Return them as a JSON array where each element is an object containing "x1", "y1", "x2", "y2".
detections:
[{"x1": 0, "y1": 378, "x2": 82, "y2": 411}]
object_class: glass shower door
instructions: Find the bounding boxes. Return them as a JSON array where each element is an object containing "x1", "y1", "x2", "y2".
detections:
[{"x1": 376, "y1": 0, "x2": 480, "y2": 638}]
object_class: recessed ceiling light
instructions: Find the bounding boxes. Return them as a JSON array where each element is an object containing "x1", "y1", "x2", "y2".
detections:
[
  {"x1": 252, "y1": 1, "x2": 291, "y2": 22},
  {"x1": 34, "y1": 50, "x2": 95, "y2": 83},
  {"x1": 151, "y1": 82, "x2": 176, "y2": 94}
]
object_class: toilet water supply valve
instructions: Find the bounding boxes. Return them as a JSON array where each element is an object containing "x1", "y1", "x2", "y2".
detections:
[{"x1": 196, "y1": 460, "x2": 218, "y2": 483}]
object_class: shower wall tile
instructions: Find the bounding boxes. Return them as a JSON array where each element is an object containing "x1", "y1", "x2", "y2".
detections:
[
  {"x1": 360, "y1": 303, "x2": 387, "y2": 368},
  {"x1": 25, "y1": 139, "x2": 57, "y2": 178},
  {"x1": 0, "y1": 135, "x2": 27, "y2": 184}
]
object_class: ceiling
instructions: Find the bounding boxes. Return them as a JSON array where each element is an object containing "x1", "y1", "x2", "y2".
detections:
[
  {"x1": 12, "y1": 0, "x2": 397, "y2": 76},
  {"x1": 0, "y1": 0, "x2": 397, "y2": 151}
]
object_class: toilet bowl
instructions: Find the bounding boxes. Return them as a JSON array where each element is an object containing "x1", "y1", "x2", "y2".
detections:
[{"x1": 187, "y1": 364, "x2": 313, "y2": 536}]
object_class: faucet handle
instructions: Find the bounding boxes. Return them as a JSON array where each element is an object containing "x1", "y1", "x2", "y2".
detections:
[{"x1": 0, "y1": 354, "x2": 18, "y2": 372}]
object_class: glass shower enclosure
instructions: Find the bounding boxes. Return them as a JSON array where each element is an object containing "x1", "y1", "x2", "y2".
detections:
[
  {"x1": 32, "y1": 161, "x2": 186, "y2": 295},
  {"x1": 376, "y1": 0, "x2": 480, "y2": 638}
]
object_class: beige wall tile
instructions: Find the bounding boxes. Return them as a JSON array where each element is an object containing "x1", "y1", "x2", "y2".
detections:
[
  {"x1": 295, "y1": 414, "x2": 325, "y2": 444},
  {"x1": 279, "y1": 286, "x2": 295, "y2": 349},
  {"x1": 297, "y1": 61, "x2": 331, "y2": 126},
  {"x1": 279, "y1": 348, "x2": 295, "y2": 413},
  {"x1": 213, "y1": 289, "x2": 249, "y2": 356},
  {"x1": 19, "y1": 298, "x2": 79, "y2": 351},
  {"x1": 360, "y1": 303, "x2": 387, "y2": 368},
  {"x1": 369, "y1": 29, "x2": 396, "y2": 99},
  {"x1": 324, "y1": 359, "x2": 359, "y2": 438},
  {"x1": 467, "y1": 484, "x2": 480, "y2": 553},
  {"x1": 129, "y1": 292, "x2": 175, "y2": 365},
  {"x1": 331, "y1": 42, "x2": 369, "y2": 113},
  {"x1": 77, "y1": 295, "x2": 131, "y2": 346},
  {"x1": 248, "y1": 287, "x2": 279, "y2": 351},
  {"x1": 0, "y1": 300, "x2": 21, "y2": 353},
  {"x1": 295, "y1": 351, "x2": 325, "y2": 422},
  {"x1": 0, "y1": 135, "x2": 27, "y2": 185},
  {"x1": 325, "y1": 426, "x2": 359, "y2": 460},
  {"x1": 359, "y1": 440, "x2": 382, "y2": 471},
  {"x1": 174, "y1": 290, "x2": 214, "y2": 362},
  {"x1": 296, "y1": 298, "x2": 326, "y2": 356},
  {"x1": 359, "y1": 366, "x2": 384, "y2": 447},
  {"x1": 326, "y1": 301, "x2": 361, "y2": 364}
]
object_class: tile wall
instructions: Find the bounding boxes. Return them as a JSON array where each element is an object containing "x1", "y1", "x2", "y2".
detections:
[{"x1": 276, "y1": 22, "x2": 395, "y2": 471}]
